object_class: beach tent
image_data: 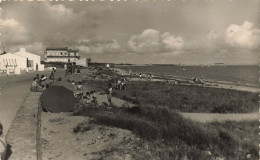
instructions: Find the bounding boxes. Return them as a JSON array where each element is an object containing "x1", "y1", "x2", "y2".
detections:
[
  {"x1": 14, "y1": 48, "x2": 43, "y2": 71},
  {"x1": 40, "y1": 85, "x2": 77, "y2": 113},
  {"x1": 0, "y1": 53, "x2": 27, "y2": 71}
]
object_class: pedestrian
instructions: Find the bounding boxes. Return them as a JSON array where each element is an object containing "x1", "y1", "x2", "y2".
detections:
[
  {"x1": 64, "y1": 64, "x2": 67, "y2": 70},
  {"x1": 77, "y1": 68, "x2": 81, "y2": 74},
  {"x1": 0, "y1": 122, "x2": 7, "y2": 160},
  {"x1": 107, "y1": 83, "x2": 113, "y2": 106},
  {"x1": 91, "y1": 91, "x2": 98, "y2": 106},
  {"x1": 36, "y1": 63, "x2": 38, "y2": 71},
  {"x1": 72, "y1": 63, "x2": 75, "y2": 74},
  {"x1": 49, "y1": 68, "x2": 55, "y2": 82}
]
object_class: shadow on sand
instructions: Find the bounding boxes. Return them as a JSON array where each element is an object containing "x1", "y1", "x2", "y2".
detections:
[{"x1": 5, "y1": 144, "x2": 12, "y2": 160}]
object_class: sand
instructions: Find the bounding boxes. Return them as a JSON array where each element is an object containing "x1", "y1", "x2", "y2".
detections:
[{"x1": 41, "y1": 112, "x2": 151, "y2": 160}]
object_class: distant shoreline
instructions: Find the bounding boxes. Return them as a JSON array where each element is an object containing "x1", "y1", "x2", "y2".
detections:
[{"x1": 115, "y1": 64, "x2": 258, "y2": 67}]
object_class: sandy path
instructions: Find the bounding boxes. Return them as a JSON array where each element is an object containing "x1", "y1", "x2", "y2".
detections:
[{"x1": 181, "y1": 112, "x2": 259, "y2": 123}]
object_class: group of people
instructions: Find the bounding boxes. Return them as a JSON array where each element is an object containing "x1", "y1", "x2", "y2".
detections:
[
  {"x1": 65, "y1": 63, "x2": 81, "y2": 75},
  {"x1": 31, "y1": 68, "x2": 56, "y2": 92},
  {"x1": 73, "y1": 81, "x2": 113, "y2": 107},
  {"x1": 72, "y1": 81, "x2": 99, "y2": 106},
  {"x1": 138, "y1": 72, "x2": 153, "y2": 80},
  {"x1": 192, "y1": 77, "x2": 204, "y2": 84},
  {"x1": 31, "y1": 74, "x2": 48, "y2": 92},
  {"x1": 115, "y1": 77, "x2": 127, "y2": 90}
]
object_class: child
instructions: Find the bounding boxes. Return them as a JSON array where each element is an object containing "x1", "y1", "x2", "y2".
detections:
[
  {"x1": 0, "y1": 123, "x2": 7, "y2": 160},
  {"x1": 107, "y1": 84, "x2": 113, "y2": 106},
  {"x1": 71, "y1": 80, "x2": 76, "y2": 86},
  {"x1": 91, "y1": 91, "x2": 98, "y2": 106},
  {"x1": 77, "y1": 82, "x2": 83, "y2": 91}
]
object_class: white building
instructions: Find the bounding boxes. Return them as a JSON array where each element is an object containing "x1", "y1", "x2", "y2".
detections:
[
  {"x1": 44, "y1": 47, "x2": 80, "y2": 63},
  {"x1": 0, "y1": 53, "x2": 27, "y2": 72},
  {"x1": 14, "y1": 48, "x2": 41, "y2": 71}
]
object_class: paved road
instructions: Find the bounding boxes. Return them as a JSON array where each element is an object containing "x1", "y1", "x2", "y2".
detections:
[{"x1": 0, "y1": 71, "x2": 49, "y2": 135}]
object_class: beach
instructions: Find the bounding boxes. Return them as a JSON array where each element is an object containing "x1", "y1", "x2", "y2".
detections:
[{"x1": 1, "y1": 67, "x2": 258, "y2": 160}]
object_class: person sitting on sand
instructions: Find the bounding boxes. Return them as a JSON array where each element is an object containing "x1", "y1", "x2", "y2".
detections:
[
  {"x1": 0, "y1": 122, "x2": 7, "y2": 160},
  {"x1": 107, "y1": 84, "x2": 113, "y2": 106},
  {"x1": 35, "y1": 74, "x2": 40, "y2": 81},
  {"x1": 39, "y1": 75, "x2": 47, "y2": 90},
  {"x1": 31, "y1": 78, "x2": 38, "y2": 92},
  {"x1": 139, "y1": 72, "x2": 142, "y2": 79},
  {"x1": 83, "y1": 92, "x2": 91, "y2": 104},
  {"x1": 77, "y1": 82, "x2": 83, "y2": 91},
  {"x1": 193, "y1": 77, "x2": 204, "y2": 84},
  {"x1": 116, "y1": 79, "x2": 121, "y2": 90},
  {"x1": 197, "y1": 77, "x2": 204, "y2": 84}
]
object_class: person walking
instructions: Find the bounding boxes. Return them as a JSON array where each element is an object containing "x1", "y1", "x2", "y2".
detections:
[
  {"x1": 107, "y1": 84, "x2": 113, "y2": 106},
  {"x1": 36, "y1": 63, "x2": 38, "y2": 71}
]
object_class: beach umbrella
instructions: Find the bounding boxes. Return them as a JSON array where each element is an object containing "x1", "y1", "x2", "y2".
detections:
[{"x1": 40, "y1": 85, "x2": 77, "y2": 113}]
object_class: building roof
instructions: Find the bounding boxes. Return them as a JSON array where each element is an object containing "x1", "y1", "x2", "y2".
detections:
[
  {"x1": 14, "y1": 48, "x2": 40, "y2": 58},
  {"x1": 68, "y1": 49, "x2": 79, "y2": 53},
  {"x1": 0, "y1": 53, "x2": 27, "y2": 59},
  {"x1": 46, "y1": 47, "x2": 68, "y2": 51}
]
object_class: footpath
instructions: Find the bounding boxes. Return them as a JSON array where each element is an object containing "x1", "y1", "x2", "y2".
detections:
[{"x1": 6, "y1": 92, "x2": 42, "y2": 160}]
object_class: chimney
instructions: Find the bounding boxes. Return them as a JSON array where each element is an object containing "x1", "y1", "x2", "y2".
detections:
[{"x1": 20, "y1": 48, "x2": 26, "y2": 52}]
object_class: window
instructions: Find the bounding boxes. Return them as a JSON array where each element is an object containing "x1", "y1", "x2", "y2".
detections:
[{"x1": 60, "y1": 52, "x2": 63, "y2": 56}]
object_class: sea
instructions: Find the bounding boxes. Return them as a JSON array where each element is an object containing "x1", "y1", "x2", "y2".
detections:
[{"x1": 116, "y1": 65, "x2": 259, "y2": 86}]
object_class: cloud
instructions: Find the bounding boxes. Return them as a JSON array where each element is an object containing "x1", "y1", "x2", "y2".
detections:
[
  {"x1": 207, "y1": 30, "x2": 220, "y2": 41},
  {"x1": 225, "y1": 21, "x2": 260, "y2": 49},
  {"x1": 7, "y1": 42, "x2": 44, "y2": 56},
  {"x1": 127, "y1": 29, "x2": 184, "y2": 54},
  {"x1": 76, "y1": 39, "x2": 121, "y2": 54},
  {"x1": 0, "y1": 18, "x2": 30, "y2": 44}
]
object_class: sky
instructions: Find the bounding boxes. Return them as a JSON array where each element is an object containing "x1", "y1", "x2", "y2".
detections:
[{"x1": 0, "y1": 0, "x2": 259, "y2": 64}]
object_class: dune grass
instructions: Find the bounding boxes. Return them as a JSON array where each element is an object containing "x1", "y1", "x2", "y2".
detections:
[
  {"x1": 73, "y1": 103, "x2": 258, "y2": 159},
  {"x1": 113, "y1": 81, "x2": 258, "y2": 113},
  {"x1": 72, "y1": 77, "x2": 258, "y2": 159},
  {"x1": 82, "y1": 80, "x2": 258, "y2": 113}
]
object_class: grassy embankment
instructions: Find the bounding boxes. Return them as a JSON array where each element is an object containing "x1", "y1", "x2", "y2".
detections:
[
  {"x1": 81, "y1": 79, "x2": 258, "y2": 113},
  {"x1": 74, "y1": 103, "x2": 258, "y2": 159},
  {"x1": 72, "y1": 73, "x2": 258, "y2": 159}
]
